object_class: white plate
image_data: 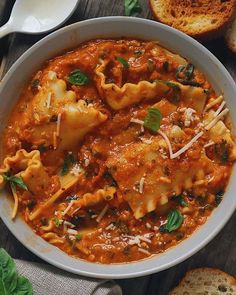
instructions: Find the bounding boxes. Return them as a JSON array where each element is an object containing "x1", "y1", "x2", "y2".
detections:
[{"x1": 0, "y1": 17, "x2": 235, "y2": 279}]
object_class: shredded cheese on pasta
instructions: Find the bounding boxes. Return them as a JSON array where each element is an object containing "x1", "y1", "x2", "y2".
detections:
[
  {"x1": 96, "y1": 204, "x2": 109, "y2": 223},
  {"x1": 205, "y1": 95, "x2": 223, "y2": 111},
  {"x1": 62, "y1": 200, "x2": 75, "y2": 216},
  {"x1": 205, "y1": 108, "x2": 229, "y2": 130}
]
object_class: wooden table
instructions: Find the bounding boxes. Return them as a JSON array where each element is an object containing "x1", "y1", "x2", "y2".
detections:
[{"x1": 0, "y1": 1, "x2": 235, "y2": 294}]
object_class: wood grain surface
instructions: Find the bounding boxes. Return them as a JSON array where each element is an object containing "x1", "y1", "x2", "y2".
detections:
[{"x1": 0, "y1": 1, "x2": 235, "y2": 294}]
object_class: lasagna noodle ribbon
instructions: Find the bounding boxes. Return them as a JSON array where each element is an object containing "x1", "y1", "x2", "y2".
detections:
[
  {"x1": 95, "y1": 59, "x2": 207, "y2": 112},
  {"x1": 0, "y1": 149, "x2": 52, "y2": 219}
]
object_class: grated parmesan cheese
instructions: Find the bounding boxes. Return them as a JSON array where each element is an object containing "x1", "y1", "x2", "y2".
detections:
[
  {"x1": 105, "y1": 223, "x2": 116, "y2": 231},
  {"x1": 171, "y1": 131, "x2": 204, "y2": 159},
  {"x1": 138, "y1": 248, "x2": 150, "y2": 255},
  {"x1": 157, "y1": 130, "x2": 173, "y2": 158},
  {"x1": 67, "y1": 228, "x2": 78, "y2": 235},
  {"x1": 46, "y1": 92, "x2": 52, "y2": 109},
  {"x1": 214, "y1": 101, "x2": 226, "y2": 117},
  {"x1": 130, "y1": 118, "x2": 144, "y2": 125},
  {"x1": 62, "y1": 200, "x2": 75, "y2": 216},
  {"x1": 53, "y1": 131, "x2": 57, "y2": 150},
  {"x1": 130, "y1": 118, "x2": 145, "y2": 132},
  {"x1": 204, "y1": 141, "x2": 215, "y2": 148},
  {"x1": 183, "y1": 108, "x2": 196, "y2": 127},
  {"x1": 146, "y1": 222, "x2": 152, "y2": 229},
  {"x1": 84, "y1": 158, "x2": 90, "y2": 167},
  {"x1": 64, "y1": 221, "x2": 75, "y2": 228},
  {"x1": 71, "y1": 206, "x2": 81, "y2": 216},
  {"x1": 139, "y1": 177, "x2": 145, "y2": 194},
  {"x1": 140, "y1": 137, "x2": 153, "y2": 144},
  {"x1": 96, "y1": 204, "x2": 109, "y2": 223},
  {"x1": 205, "y1": 95, "x2": 223, "y2": 111},
  {"x1": 207, "y1": 175, "x2": 214, "y2": 183},
  {"x1": 70, "y1": 164, "x2": 83, "y2": 176},
  {"x1": 205, "y1": 108, "x2": 229, "y2": 130},
  {"x1": 126, "y1": 234, "x2": 152, "y2": 247}
]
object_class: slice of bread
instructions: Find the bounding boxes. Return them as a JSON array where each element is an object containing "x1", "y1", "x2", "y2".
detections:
[
  {"x1": 149, "y1": 0, "x2": 236, "y2": 40},
  {"x1": 226, "y1": 17, "x2": 236, "y2": 53},
  {"x1": 169, "y1": 268, "x2": 236, "y2": 295}
]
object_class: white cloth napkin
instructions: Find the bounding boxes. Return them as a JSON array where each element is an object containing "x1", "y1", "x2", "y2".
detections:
[{"x1": 16, "y1": 260, "x2": 122, "y2": 295}]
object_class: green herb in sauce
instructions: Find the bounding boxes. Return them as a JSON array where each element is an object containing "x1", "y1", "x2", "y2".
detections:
[
  {"x1": 144, "y1": 108, "x2": 162, "y2": 133},
  {"x1": 68, "y1": 69, "x2": 89, "y2": 86}
]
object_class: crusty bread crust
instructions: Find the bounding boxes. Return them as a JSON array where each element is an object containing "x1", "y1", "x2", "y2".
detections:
[
  {"x1": 169, "y1": 267, "x2": 236, "y2": 295},
  {"x1": 149, "y1": 0, "x2": 236, "y2": 40},
  {"x1": 226, "y1": 17, "x2": 236, "y2": 53}
]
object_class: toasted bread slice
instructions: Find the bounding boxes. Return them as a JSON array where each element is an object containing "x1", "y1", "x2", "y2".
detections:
[
  {"x1": 149, "y1": 0, "x2": 236, "y2": 40},
  {"x1": 169, "y1": 268, "x2": 236, "y2": 295},
  {"x1": 226, "y1": 17, "x2": 236, "y2": 53}
]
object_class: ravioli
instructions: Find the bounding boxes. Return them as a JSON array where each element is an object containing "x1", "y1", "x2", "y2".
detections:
[
  {"x1": 106, "y1": 137, "x2": 219, "y2": 218},
  {"x1": 17, "y1": 71, "x2": 108, "y2": 151}
]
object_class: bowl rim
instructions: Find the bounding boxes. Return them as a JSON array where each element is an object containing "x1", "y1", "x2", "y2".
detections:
[{"x1": 0, "y1": 16, "x2": 236, "y2": 279}]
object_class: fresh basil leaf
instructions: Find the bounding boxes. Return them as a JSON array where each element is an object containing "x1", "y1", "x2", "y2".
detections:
[
  {"x1": 117, "y1": 57, "x2": 129, "y2": 69},
  {"x1": 75, "y1": 234, "x2": 82, "y2": 241},
  {"x1": 68, "y1": 69, "x2": 89, "y2": 86},
  {"x1": 124, "y1": 0, "x2": 141, "y2": 16},
  {"x1": 144, "y1": 108, "x2": 162, "y2": 133},
  {"x1": 0, "y1": 248, "x2": 33, "y2": 295},
  {"x1": 9, "y1": 176, "x2": 28, "y2": 191},
  {"x1": 16, "y1": 277, "x2": 33, "y2": 295},
  {"x1": 171, "y1": 195, "x2": 188, "y2": 207},
  {"x1": 60, "y1": 153, "x2": 75, "y2": 176},
  {"x1": 3, "y1": 174, "x2": 28, "y2": 191},
  {"x1": 162, "y1": 209, "x2": 183, "y2": 232}
]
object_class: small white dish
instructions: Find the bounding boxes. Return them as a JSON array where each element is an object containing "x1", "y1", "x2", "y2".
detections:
[
  {"x1": 0, "y1": 17, "x2": 235, "y2": 279},
  {"x1": 0, "y1": 0, "x2": 78, "y2": 38}
]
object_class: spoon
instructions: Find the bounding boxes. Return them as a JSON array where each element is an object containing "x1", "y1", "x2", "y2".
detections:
[{"x1": 0, "y1": 0, "x2": 78, "y2": 38}]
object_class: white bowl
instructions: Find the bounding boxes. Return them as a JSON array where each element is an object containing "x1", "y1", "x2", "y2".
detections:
[{"x1": 0, "y1": 17, "x2": 235, "y2": 279}]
